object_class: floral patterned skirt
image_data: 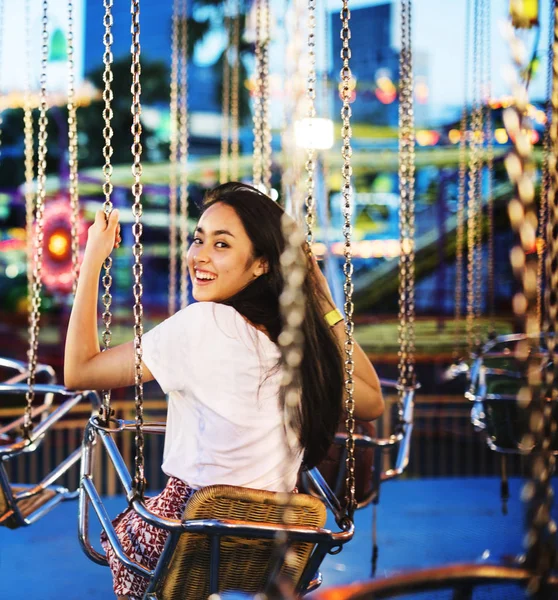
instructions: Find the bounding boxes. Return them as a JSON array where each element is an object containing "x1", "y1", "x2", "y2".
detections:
[{"x1": 100, "y1": 476, "x2": 195, "y2": 600}]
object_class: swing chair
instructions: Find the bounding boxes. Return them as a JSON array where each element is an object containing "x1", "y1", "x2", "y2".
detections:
[
  {"x1": 306, "y1": 1, "x2": 558, "y2": 596},
  {"x1": 0, "y1": 0, "x2": 102, "y2": 529},
  {"x1": 78, "y1": 1, "x2": 355, "y2": 597}
]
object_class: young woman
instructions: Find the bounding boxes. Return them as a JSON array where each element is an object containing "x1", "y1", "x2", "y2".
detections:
[{"x1": 65, "y1": 182, "x2": 383, "y2": 599}]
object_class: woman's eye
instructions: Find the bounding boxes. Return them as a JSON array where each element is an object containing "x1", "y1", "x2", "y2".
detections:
[
  {"x1": 215, "y1": 241, "x2": 229, "y2": 249},
  {"x1": 193, "y1": 237, "x2": 203, "y2": 245}
]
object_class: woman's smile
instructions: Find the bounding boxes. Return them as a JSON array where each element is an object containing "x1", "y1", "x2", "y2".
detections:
[{"x1": 193, "y1": 268, "x2": 217, "y2": 285}]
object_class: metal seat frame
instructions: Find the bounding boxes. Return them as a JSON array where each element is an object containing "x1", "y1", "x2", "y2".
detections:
[
  {"x1": 78, "y1": 415, "x2": 355, "y2": 599},
  {"x1": 0, "y1": 356, "x2": 56, "y2": 386},
  {"x1": 466, "y1": 333, "x2": 557, "y2": 455},
  {"x1": 0, "y1": 382, "x2": 101, "y2": 528},
  {"x1": 303, "y1": 380, "x2": 415, "y2": 511},
  {"x1": 312, "y1": 563, "x2": 558, "y2": 600}
]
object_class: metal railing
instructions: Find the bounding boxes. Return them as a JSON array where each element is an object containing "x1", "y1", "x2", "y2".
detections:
[{"x1": 0, "y1": 395, "x2": 528, "y2": 495}]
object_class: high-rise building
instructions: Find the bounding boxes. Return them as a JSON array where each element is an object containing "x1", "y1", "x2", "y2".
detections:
[
  {"x1": 330, "y1": 2, "x2": 429, "y2": 126},
  {"x1": 83, "y1": 1, "x2": 220, "y2": 115}
]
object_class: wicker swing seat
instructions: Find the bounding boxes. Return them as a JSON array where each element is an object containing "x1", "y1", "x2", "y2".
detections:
[
  {"x1": 0, "y1": 382, "x2": 100, "y2": 529},
  {"x1": 79, "y1": 417, "x2": 354, "y2": 600}
]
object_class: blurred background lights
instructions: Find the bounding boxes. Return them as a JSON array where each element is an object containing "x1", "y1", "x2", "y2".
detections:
[{"x1": 294, "y1": 117, "x2": 334, "y2": 150}]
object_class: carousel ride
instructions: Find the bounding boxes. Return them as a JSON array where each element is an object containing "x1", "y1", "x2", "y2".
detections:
[{"x1": 0, "y1": 0, "x2": 556, "y2": 598}]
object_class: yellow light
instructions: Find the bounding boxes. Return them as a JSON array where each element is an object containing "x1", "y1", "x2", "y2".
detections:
[
  {"x1": 48, "y1": 231, "x2": 70, "y2": 258},
  {"x1": 377, "y1": 76, "x2": 395, "y2": 94},
  {"x1": 416, "y1": 130, "x2": 440, "y2": 147},
  {"x1": 448, "y1": 129, "x2": 461, "y2": 144},
  {"x1": 509, "y1": 0, "x2": 539, "y2": 29},
  {"x1": 494, "y1": 128, "x2": 509, "y2": 144}
]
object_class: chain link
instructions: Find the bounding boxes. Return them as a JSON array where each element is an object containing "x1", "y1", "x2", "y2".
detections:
[
  {"x1": 24, "y1": 0, "x2": 34, "y2": 321},
  {"x1": 453, "y1": 0, "x2": 470, "y2": 360},
  {"x1": 130, "y1": 0, "x2": 146, "y2": 497},
  {"x1": 483, "y1": 0, "x2": 494, "y2": 337},
  {"x1": 453, "y1": 106, "x2": 467, "y2": 359},
  {"x1": 466, "y1": 0, "x2": 484, "y2": 354},
  {"x1": 168, "y1": 0, "x2": 179, "y2": 316},
  {"x1": 219, "y1": 14, "x2": 231, "y2": 185},
  {"x1": 252, "y1": 0, "x2": 263, "y2": 189},
  {"x1": 260, "y1": 0, "x2": 272, "y2": 194},
  {"x1": 304, "y1": 0, "x2": 316, "y2": 247},
  {"x1": 397, "y1": 0, "x2": 416, "y2": 416},
  {"x1": 178, "y1": 0, "x2": 189, "y2": 310},
  {"x1": 230, "y1": 1, "x2": 240, "y2": 181},
  {"x1": 67, "y1": 0, "x2": 80, "y2": 296},
  {"x1": 339, "y1": 0, "x2": 356, "y2": 519},
  {"x1": 99, "y1": 0, "x2": 115, "y2": 424},
  {"x1": 24, "y1": 0, "x2": 50, "y2": 439},
  {"x1": 252, "y1": 0, "x2": 271, "y2": 194}
]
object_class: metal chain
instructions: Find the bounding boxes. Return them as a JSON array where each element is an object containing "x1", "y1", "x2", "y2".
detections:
[
  {"x1": 100, "y1": 0, "x2": 115, "y2": 424},
  {"x1": 67, "y1": 0, "x2": 80, "y2": 296},
  {"x1": 503, "y1": 15, "x2": 556, "y2": 591},
  {"x1": 474, "y1": 0, "x2": 485, "y2": 336},
  {"x1": 397, "y1": 0, "x2": 416, "y2": 413},
  {"x1": 219, "y1": 13, "x2": 231, "y2": 185},
  {"x1": 130, "y1": 0, "x2": 146, "y2": 497},
  {"x1": 252, "y1": 0, "x2": 264, "y2": 189},
  {"x1": 230, "y1": 0, "x2": 240, "y2": 181},
  {"x1": 466, "y1": 0, "x2": 483, "y2": 354},
  {"x1": 260, "y1": 0, "x2": 272, "y2": 194},
  {"x1": 537, "y1": 1, "x2": 554, "y2": 330},
  {"x1": 453, "y1": 0, "x2": 470, "y2": 361},
  {"x1": 483, "y1": 0, "x2": 494, "y2": 337},
  {"x1": 178, "y1": 0, "x2": 189, "y2": 310},
  {"x1": 168, "y1": 0, "x2": 179, "y2": 316},
  {"x1": 24, "y1": 0, "x2": 50, "y2": 439},
  {"x1": 340, "y1": 0, "x2": 356, "y2": 519},
  {"x1": 277, "y1": 216, "x2": 307, "y2": 489},
  {"x1": 304, "y1": 0, "x2": 316, "y2": 247},
  {"x1": 24, "y1": 0, "x2": 34, "y2": 320}
]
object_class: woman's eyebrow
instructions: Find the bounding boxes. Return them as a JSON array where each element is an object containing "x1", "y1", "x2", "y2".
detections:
[{"x1": 195, "y1": 226, "x2": 235, "y2": 237}]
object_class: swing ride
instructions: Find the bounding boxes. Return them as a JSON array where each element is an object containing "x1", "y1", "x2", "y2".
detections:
[
  {"x1": 0, "y1": 0, "x2": 101, "y2": 530},
  {"x1": 0, "y1": 0, "x2": 557, "y2": 598}
]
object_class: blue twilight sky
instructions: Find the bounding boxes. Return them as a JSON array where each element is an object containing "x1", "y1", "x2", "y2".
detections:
[{"x1": 1, "y1": 0, "x2": 551, "y2": 120}]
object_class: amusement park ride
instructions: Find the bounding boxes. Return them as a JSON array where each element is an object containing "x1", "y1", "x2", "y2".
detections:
[{"x1": 0, "y1": 0, "x2": 557, "y2": 598}]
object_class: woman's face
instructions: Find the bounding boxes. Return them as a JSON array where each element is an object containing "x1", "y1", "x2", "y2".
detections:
[{"x1": 187, "y1": 202, "x2": 267, "y2": 303}]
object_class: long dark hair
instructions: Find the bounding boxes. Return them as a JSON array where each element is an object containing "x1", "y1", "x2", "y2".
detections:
[{"x1": 202, "y1": 182, "x2": 343, "y2": 468}]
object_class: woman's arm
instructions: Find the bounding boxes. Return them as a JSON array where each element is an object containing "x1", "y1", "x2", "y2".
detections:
[
  {"x1": 64, "y1": 209, "x2": 154, "y2": 390},
  {"x1": 309, "y1": 254, "x2": 384, "y2": 421}
]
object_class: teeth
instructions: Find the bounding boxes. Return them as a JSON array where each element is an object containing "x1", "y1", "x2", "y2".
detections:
[{"x1": 195, "y1": 270, "x2": 216, "y2": 281}]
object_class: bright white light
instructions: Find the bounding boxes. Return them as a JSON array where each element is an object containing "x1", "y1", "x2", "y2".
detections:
[
  {"x1": 294, "y1": 117, "x2": 334, "y2": 150},
  {"x1": 270, "y1": 188, "x2": 279, "y2": 201},
  {"x1": 6, "y1": 264, "x2": 19, "y2": 278}
]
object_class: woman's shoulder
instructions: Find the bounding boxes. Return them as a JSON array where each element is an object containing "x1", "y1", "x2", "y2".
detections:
[
  {"x1": 176, "y1": 302, "x2": 242, "y2": 332},
  {"x1": 179, "y1": 301, "x2": 237, "y2": 320}
]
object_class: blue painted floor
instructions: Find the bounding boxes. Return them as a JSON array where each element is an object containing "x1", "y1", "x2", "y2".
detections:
[{"x1": 0, "y1": 478, "x2": 543, "y2": 599}]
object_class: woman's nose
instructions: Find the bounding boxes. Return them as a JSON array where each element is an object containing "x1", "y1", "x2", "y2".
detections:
[{"x1": 193, "y1": 248, "x2": 209, "y2": 264}]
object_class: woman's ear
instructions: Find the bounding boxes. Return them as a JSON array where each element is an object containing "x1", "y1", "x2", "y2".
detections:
[{"x1": 254, "y1": 257, "x2": 269, "y2": 277}]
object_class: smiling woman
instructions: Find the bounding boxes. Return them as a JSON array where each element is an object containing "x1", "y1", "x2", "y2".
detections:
[{"x1": 64, "y1": 181, "x2": 383, "y2": 599}]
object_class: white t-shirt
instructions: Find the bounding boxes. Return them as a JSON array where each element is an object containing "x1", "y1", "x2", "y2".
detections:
[{"x1": 142, "y1": 302, "x2": 303, "y2": 492}]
